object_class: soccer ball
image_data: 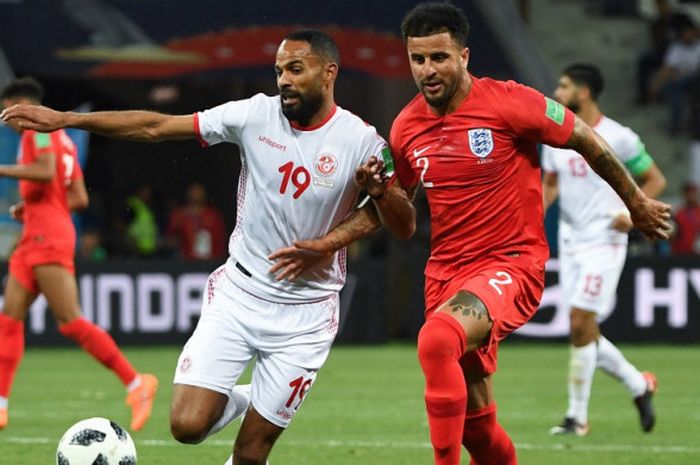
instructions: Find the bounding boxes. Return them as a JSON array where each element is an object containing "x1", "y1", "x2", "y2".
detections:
[{"x1": 56, "y1": 417, "x2": 137, "y2": 465}]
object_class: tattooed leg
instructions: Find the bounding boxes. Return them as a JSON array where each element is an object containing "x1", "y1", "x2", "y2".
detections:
[{"x1": 435, "y1": 290, "x2": 493, "y2": 352}]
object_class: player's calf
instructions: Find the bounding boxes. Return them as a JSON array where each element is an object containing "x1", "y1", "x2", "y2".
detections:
[
  {"x1": 233, "y1": 408, "x2": 283, "y2": 465},
  {"x1": 463, "y1": 404, "x2": 516, "y2": 465}
]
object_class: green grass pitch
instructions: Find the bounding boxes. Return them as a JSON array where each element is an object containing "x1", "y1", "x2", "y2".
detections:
[{"x1": 1, "y1": 343, "x2": 698, "y2": 464}]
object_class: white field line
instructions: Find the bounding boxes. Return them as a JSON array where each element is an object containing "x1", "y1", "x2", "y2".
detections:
[{"x1": 2, "y1": 436, "x2": 699, "y2": 454}]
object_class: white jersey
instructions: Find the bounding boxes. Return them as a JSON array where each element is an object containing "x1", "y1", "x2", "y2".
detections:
[
  {"x1": 542, "y1": 116, "x2": 652, "y2": 251},
  {"x1": 196, "y1": 93, "x2": 388, "y2": 303}
]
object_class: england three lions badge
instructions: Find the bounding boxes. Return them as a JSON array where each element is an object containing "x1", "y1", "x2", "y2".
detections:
[{"x1": 468, "y1": 128, "x2": 493, "y2": 158}]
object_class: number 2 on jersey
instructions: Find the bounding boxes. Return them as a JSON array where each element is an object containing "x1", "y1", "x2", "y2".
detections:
[
  {"x1": 488, "y1": 271, "x2": 513, "y2": 296},
  {"x1": 279, "y1": 162, "x2": 310, "y2": 199},
  {"x1": 416, "y1": 157, "x2": 434, "y2": 187}
]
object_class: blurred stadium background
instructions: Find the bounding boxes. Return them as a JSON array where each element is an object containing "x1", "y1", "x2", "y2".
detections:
[{"x1": 0, "y1": 0, "x2": 699, "y2": 464}]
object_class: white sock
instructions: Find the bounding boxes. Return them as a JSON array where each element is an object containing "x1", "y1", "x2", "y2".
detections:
[
  {"x1": 207, "y1": 384, "x2": 252, "y2": 438},
  {"x1": 565, "y1": 342, "x2": 597, "y2": 424},
  {"x1": 223, "y1": 454, "x2": 269, "y2": 465},
  {"x1": 0, "y1": 396, "x2": 8, "y2": 409},
  {"x1": 596, "y1": 336, "x2": 647, "y2": 397},
  {"x1": 126, "y1": 375, "x2": 142, "y2": 393}
]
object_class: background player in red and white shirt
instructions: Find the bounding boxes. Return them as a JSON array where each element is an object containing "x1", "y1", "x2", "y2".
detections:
[
  {"x1": 1, "y1": 32, "x2": 414, "y2": 465},
  {"x1": 542, "y1": 64, "x2": 666, "y2": 436},
  {"x1": 301, "y1": 4, "x2": 673, "y2": 465},
  {"x1": 0, "y1": 77, "x2": 158, "y2": 432}
]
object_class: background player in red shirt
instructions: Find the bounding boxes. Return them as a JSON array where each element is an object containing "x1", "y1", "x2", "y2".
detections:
[
  {"x1": 0, "y1": 77, "x2": 157, "y2": 432},
  {"x1": 166, "y1": 182, "x2": 227, "y2": 260}
]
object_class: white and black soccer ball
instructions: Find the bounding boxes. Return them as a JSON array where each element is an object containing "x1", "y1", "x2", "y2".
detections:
[{"x1": 56, "y1": 417, "x2": 137, "y2": 465}]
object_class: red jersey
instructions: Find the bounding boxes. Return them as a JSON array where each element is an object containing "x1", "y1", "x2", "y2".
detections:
[
  {"x1": 671, "y1": 205, "x2": 700, "y2": 254},
  {"x1": 167, "y1": 206, "x2": 227, "y2": 260},
  {"x1": 18, "y1": 129, "x2": 82, "y2": 248},
  {"x1": 390, "y1": 76, "x2": 575, "y2": 280}
]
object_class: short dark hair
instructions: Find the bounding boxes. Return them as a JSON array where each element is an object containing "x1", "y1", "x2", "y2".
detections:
[
  {"x1": 562, "y1": 64, "x2": 604, "y2": 101},
  {"x1": 284, "y1": 29, "x2": 340, "y2": 65},
  {"x1": 0, "y1": 76, "x2": 44, "y2": 103},
  {"x1": 401, "y1": 2, "x2": 470, "y2": 47}
]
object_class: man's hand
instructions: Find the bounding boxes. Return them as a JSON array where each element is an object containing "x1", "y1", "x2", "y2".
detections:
[
  {"x1": 9, "y1": 201, "x2": 24, "y2": 222},
  {"x1": 355, "y1": 156, "x2": 388, "y2": 198},
  {"x1": 629, "y1": 196, "x2": 673, "y2": 239},
  {"x1": 1, "y1": 104, "x2": 67, "y2": 132},
  {"x1": 268, "y1": 239, "x2": 334, "y2": 281}
]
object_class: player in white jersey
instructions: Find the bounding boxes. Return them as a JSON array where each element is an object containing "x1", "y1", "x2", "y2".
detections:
[
  {"x1": 542, "y1": 64, "x2": 667, "y2": 436},
  {"x1": 1, "y1": 29, "x2": 416, "y2": 465}
]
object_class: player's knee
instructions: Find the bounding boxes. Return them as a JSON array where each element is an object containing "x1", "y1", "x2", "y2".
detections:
[
  {"x1": 169, "y1": 412, "x2": 209, "y2": 444},
  {"x1": 569, "y1": 309, "x2": 597, "y2": 346},
  {"x1": 417, "y1": 313, "x2": 466, "y2": 367}
]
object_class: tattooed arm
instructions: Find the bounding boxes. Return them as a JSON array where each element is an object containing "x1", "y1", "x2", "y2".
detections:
[{"x1": 564, "y1": 116, "x2": 672, "y2": 239}]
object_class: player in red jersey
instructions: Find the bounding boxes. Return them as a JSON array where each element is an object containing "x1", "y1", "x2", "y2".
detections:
[
  {"x1": 0, "y1": 77, "x2": 158, "y2": 432},
  {"x1": 273, "y1": 3, "x2": 672, "y2": 465},
  {"x1": 387, "y1": 4, "x2": 669, "y2": 464}
]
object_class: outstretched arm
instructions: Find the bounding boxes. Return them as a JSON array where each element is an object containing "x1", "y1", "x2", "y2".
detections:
[
  {"x1": 1, "y1": 105, "x2": 195, "y2": 142},
  {"x1": 564, "y1": 116, "x2": 671, "y2": 239}
]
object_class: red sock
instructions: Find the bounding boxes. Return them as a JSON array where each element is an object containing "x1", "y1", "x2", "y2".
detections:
[
  {"x1": 463, "y1": 404, "x2": 517, "y2": 465},
  {"x1": 59, "y1": 318, "x2": 138, "y2": 386},
  {"x1": 417, "y1": 312, "x2": 468, "y2": 465},
  {"x1": 0, "y1": 314, "x2": 25, "y2": 398}
]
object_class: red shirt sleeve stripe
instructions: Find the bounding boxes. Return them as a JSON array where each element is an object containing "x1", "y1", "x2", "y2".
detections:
[{"x1": 193, "y1": 112, "x2": 209, "y2": 147}]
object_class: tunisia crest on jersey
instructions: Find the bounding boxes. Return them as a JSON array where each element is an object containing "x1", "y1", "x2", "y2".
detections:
[
  {"x1": 314, "y1": 153, "x2": 337, "y2": 177},
  {"x1": 468, "y1": 128, "x2": 493, "y2": 158},
  {"x1": 313, "y1": 153, "x2": 337, "y2": 188}
]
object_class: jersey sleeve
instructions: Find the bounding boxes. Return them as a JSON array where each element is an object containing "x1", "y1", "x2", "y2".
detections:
[
  {"x1": 497, "y1": 81, "x2": 575, "y2": 147},
  {"x1": 361, "y1": 129, "x2": 395, "y2": 179},
  {"x1": 195, "y1": 97, "x2": 253, "y2": 147},
  {"x1": 389, "y1": 117, "x2": 419, "y2": 188},
  {"x1": 540, "y1": 145, "x2": 557, "y2": 173},
  {"x1": 615, "y1": 128, "x2": 655, "y2": 176},
  {"x1": 33, "y1": 132, "x2": 55, "y2": 155}
]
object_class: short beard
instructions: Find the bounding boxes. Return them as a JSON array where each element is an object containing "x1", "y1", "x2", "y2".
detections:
[
  {"x1": 281, "y1": 90, "x2": 324, "y2": 127},
  {"x1": 420, "y1": 75, "x2": 461, "y2": 111},
  {"x1": 422, "y1": 90, "x2": 452, "y2": 110}
]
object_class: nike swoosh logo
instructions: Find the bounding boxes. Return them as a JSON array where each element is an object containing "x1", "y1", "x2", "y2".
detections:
[{"x1": 413, "y1": 146, "x2": 431, "y2": 157}]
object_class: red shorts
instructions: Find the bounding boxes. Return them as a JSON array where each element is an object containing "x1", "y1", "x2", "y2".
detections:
[
  {"x1": 9, "y1": 241, "x2": 75, "y2": 293},
  {"x1": 424, "y1": 253, "x2": 545, "y2": 375}
]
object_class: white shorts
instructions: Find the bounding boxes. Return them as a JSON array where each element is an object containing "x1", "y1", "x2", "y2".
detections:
[
  {"x1": 559, "y1": 243, "x2": 627, "y2": 316},
  {"x1": 173, "y1": 265, "x2": 340, "y2": 428}
]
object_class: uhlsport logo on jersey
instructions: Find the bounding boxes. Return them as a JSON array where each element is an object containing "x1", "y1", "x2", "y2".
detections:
[
  {"x1": 468, "y1": 128, "x2": 494, "y2": 158},
  {"x1": 314, "y1": 153, "x2": 337, "y2": 177}
]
